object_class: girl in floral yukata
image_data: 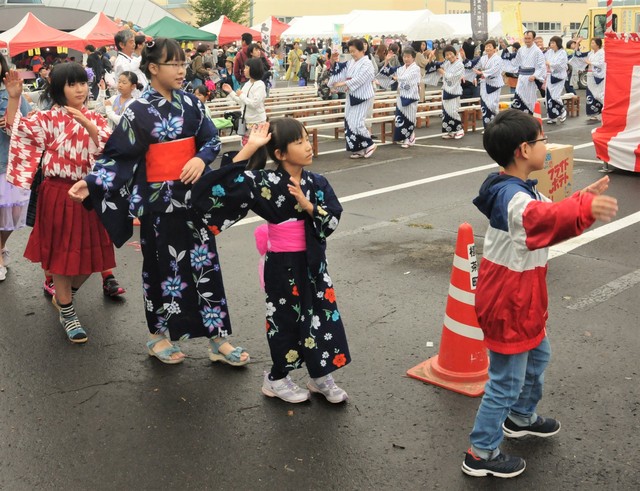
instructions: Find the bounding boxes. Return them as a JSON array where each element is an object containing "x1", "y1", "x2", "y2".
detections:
[
  {"x1": 191, "y1": 119, "x2": 350, "y2": 404},
  {"x1": 5, "y1": 63, "x2": 114, "y2": 343},
  {"x1": 69, "y1": 38, "x2": 249, "y2": 366}
]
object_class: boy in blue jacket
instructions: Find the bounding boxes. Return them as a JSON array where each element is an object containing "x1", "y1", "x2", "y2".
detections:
[{"x1": 462, "y1": 109, "x2": 618, "y2": 478}]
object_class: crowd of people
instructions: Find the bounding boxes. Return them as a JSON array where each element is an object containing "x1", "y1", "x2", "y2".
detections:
[
  {"x1": 320, "y1": 30, "x2": 605, "y2": 158},
  {"x1": 0, "y1": 25, "x2": 618, "y2": 481}
]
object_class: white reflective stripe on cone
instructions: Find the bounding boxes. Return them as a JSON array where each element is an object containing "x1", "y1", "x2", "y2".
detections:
[
  {"x1": 443, "y1": 313, "x2": 484, "y2": 340},
  {"x1": 448, "y1": 283, "x2": 475, "y2": 306},
  {"x1": 452, "y1": 253, "x2": 471, "y2": 272}
]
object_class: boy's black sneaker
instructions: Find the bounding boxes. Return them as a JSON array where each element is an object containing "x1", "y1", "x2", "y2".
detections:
[
  {"x1": 503, "y1": 416, "x2": 561, "y2": 439},
  {"x1": 461, "y1": 449, "x2": 526, "y2": 478}
]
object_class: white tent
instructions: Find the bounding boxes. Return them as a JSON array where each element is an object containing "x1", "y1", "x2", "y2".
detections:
[
  {"x1": 435, "y1": 13, "x2": 509, "y2": 40},
  {"x1": 344, "y1": 9, "x2": 453, "y2": 40},
  {"x1": 280, "y1": 14, "x2": 352, "y2": 40}
]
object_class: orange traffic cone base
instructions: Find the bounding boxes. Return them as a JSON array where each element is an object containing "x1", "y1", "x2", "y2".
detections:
[{"x1": 407, "y1": 355, "x2": 487, "y2": 397}]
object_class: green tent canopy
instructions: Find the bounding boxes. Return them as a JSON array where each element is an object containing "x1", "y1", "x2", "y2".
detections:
[{"x1": 144, "y1": 16, "x2": 217, "y2": 41}]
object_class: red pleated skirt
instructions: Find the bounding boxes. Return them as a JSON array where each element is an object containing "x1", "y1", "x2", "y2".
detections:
[{"x1": 24, "y1": 177, "x2": 116, "y2": 275}]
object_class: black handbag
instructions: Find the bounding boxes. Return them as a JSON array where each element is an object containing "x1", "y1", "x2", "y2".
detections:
[{"x1": 26, "y1": 162, "x2": 42, "y2": 227}]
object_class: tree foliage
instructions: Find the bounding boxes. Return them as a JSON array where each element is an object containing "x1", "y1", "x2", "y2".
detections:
[{"x1": 190, "y1": 0, "x2": 252, "y2": 27}]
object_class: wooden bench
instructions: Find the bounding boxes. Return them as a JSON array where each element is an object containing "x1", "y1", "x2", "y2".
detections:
[{"x1": 562, "y1": 94, "x2": 580, "y2": 117}]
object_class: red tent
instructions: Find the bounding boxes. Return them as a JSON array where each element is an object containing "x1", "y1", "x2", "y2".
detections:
[
  {"x1": 199, "y1": 16, "x2": 260, "y2": 46},
  {"x1": 69, "y1": 12, "x2": 121, "y2": 50},
  {"x1": 0, "y1": 12, "x2": 82, "y2": 56},
  {"x1": 251, "y1": 17, "x2": 290, "y2": 46}
]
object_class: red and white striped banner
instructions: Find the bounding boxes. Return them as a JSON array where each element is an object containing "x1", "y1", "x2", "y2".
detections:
[{"x1": 591, "y1": 0, "x2": 640, "y2": 171}]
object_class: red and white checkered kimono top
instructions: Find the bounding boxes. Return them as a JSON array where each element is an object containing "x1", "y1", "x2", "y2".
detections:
[{"x1": 6, "y1": 105, "x2": 111, "y2": 189}]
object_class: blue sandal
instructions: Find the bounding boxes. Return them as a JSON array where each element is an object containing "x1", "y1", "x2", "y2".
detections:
[
  {"x1": 209, "y1": 338, "x2": 250, "y2": 366},
  {"x1": 147, "y1": 337, "x2": 185, "y2": 365}
]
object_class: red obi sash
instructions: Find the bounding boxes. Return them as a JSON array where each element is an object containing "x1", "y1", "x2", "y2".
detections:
[{"x1": 146, "y1": 137, "x2": 196, "y2": 182}]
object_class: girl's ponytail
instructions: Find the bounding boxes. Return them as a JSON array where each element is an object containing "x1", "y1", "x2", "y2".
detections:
[{"x1": 246, "y1": 146, "x2": 268, "y2": 170}]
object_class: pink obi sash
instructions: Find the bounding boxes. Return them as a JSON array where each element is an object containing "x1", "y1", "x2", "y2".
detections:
[{"x1": 254, "y1": 221, "x2": 306, "y2": 290}]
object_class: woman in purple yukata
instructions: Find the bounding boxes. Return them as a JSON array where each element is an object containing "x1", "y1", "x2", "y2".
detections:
[
  {"x1": 191, "y1": 119, "x2": 351, "y2": 404},
  {"x1": 69, "y1": 38, "x2": 249, "y2": 366}
]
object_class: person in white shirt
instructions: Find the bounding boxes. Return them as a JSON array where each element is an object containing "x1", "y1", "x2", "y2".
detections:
[
  {"x1": 98, "y1": 71, "x2": 141, "y2": 129},
  {"x1": 113, "y1": 30, "x2": 148, "y2": 93},
  {"x1": 222, "y1": 58, "x2": 267, "y2": 146}
]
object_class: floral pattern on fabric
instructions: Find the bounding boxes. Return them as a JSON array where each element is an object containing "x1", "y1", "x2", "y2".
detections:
[
  {"x1": 191, "y1": 162, "x2": 351, "y2": 377},
  {"x1": 85, "y1": 88, "x2": 228, "y2": 341}
]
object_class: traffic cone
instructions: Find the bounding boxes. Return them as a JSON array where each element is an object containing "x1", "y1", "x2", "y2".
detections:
[
  {"x1": 533, "y1": 100, "x2": 543, "y2": 127},
  {"x1": 407, "y1": 223, "x2": 489, "y2": 397}
]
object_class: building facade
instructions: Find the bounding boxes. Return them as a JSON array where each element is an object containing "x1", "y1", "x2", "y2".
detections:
[{"x1": 255, "y1": 0, "x2": 599, "y2": 40}]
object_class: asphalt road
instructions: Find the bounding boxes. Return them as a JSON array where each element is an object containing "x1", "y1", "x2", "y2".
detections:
[{"x1": 1, "y1": 95, "x2": 639, "y2": 489}]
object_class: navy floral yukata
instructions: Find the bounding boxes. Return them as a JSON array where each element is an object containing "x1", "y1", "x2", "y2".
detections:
[
  {"x1": 192, "y1": 159, "x2": 351, "y2": 378},
  {"x1": 84, "y1": 88, "x2": 232, "y2": 341}
]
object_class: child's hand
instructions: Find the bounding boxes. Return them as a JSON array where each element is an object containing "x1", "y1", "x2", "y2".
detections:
[
  {"x1": 181, "y1": 157, "x2": 206, "y2": 185},
  {"x1": 287, "y1": 177, "x2": 313, "y2": 214},
  {"x1": 68, "y1": 180, "x2": 89, "y2": 202},
  {"x1": 0, "y1": 117, "x2": 5, "y2": 129},
  {"x1": 3, "y1": 70, "x2": 23, "y2": 99},
  {"x1": 246, "y1": 122, "x2": 271, "y2": 148},
  {"x1": 65, "y1": 106, "x2": 90, "y2": 127},
  {"x1": 591, "y1": 195, "x2": 618, "y2": 222},
  {"x1": 583, "y1": 175, "x2": 609, "y2": 195},
  {"x1": 221, "y1": 83, "x2": 232, "y2": 93}
]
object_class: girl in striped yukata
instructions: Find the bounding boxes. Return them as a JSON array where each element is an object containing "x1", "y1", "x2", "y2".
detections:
[
  {"x1": 328, "y1": 39, "x2": 377, "y2": 159},
  {"x1": 574, "y1": 37, "x2": 605, "y2": 121},
  {"x1": 473, "y1": 40, "x2": 504, "y2": 126},
  {"x1": 377, "y1": 47, "x2": 422, "y2": 148},
  {"x1": 544, "y1": 36, "x2": 569, "y2": 124},
  {"x1": 426, "y1": 45, "x2": 465, "y2": 139},
  {"x1": 500, "y1": 31, "x2": 546, "y2": 115}
]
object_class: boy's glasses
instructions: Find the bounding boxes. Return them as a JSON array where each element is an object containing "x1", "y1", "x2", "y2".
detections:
[
  {"x1": 526, "y1": 136, "x2": 548, "y2": 145},
  {"x1": 156, "y1": 62, "x2": 190, "y2": 69}
]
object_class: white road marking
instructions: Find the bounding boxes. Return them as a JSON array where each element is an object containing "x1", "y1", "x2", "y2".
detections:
[
  {"x1": 574, "y1": 158, "x2": 602, "y2": 163},
  {"x1": 574, "y1": 142, "x2": 594, "y2": 150},
  {"x1": 339, "y1": 164, "x2": 498, "y2": 203},
  {"x1": 549, "y1": 211, "x2": 640, "y2": 259},
  {"x1": 566, "y1": 269, "x2": 640, "y2": 310}
]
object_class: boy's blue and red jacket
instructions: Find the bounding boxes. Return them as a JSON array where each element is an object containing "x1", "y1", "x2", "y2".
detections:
[{"x1": 472, "y1": 173, "x2": 596, "y2": 354}]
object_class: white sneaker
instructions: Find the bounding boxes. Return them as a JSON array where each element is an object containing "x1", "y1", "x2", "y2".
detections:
[
  {"x1": 442, "y1": 133, "x2": 454, "y2": 139},
  {"x1": 559, "y1": 111, "x2": 567, "y2": 123},
  {"x1": 307, "y1": 374, "x2": 348, "y2": 403},
  {"x1": 261, "y1": 371, "x2": 310, "y2": 403},
  {"x1": 454, "y1": 130, "x2": 465, "y2": 139},
  {"x1": 349, "y1": 151, "x2": 364, "y2": 159},
  {"x1": 0, "y1": 266, "x2": 7, "y2": 281}
]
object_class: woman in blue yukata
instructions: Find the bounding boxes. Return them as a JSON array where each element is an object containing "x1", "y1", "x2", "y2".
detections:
[
  {"x1": 573, "y1": 37, "x2": 606, "y2": 122},
  {"x1": 544, "y1": 36, "x2": 568, "y2": 124},
  {"x1": 328, "y1": 38, "x2": 377, "y2": 160},
  {"x1": 473, "y1": 40, "x2": 505, "y2": 126},
  {"x1": 377, "y1": 47, "x2": 422, "y2": 148},
  {"x1": 69, "y1": 38, "x2": 250, "y2": 366},
  {"x1": 191, "y1": 119, "x2": 351, "y2": 405},
  {"x1": 426, "y1": 45, "x2": 465, "y2": 140}
]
